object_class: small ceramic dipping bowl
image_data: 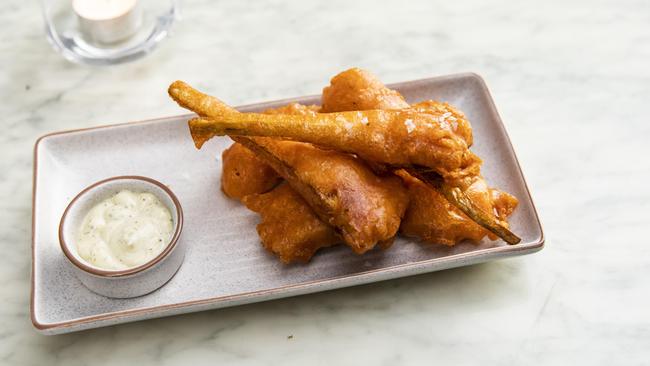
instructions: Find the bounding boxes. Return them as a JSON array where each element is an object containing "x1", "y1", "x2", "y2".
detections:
[{"x1": 59, "y1": 176, "x2": 184, "y2": 298}]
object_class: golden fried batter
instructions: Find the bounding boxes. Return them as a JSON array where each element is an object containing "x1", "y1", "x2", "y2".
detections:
[
  {"x1": 397, "y1": 172, "x2": 518, "y2": 245},
  {"x1": 188, "y1": 107, "x2": 481, "y2": 183},
  {"x1": 491, "y1": 189, "x2": 519, "y2": 221},
  {"x1": 220, "y1": 103, "x2": 319, "y2": 200},
  {"x1": 236, "y1": 136, "x2": 409, "y2": 254},
  {"x1": 169, "y1": 68, "x2": 520, "y2": 254},
  {"x1": 221, "y1": 143, "x2": 281, "y2": 200},
  {"x1": 224, "y1": 103, "x2": 342, "y2": 262},
  {"x1": 410, "y1": 100, "x2": 473, "y2": 147},
  {"x1": 169, "y1": 80, "x2": 411, "y2": 255},
  {"x1": 321, "y1": 69, "x2": 472, "y2": 150},
  {"x1": 321, "y1": 68, "x2": 518, "y2": 245},
  {"x1": 265, "y1": 103, "x2": 321, "y2": 116},
  {"x1": 242, "y1": 184, "x2": 339, "y2": 264},
  {"x1": 254, "y1": 103, "x2": 407, "y2": 254},
  {"x1": 321, "y1": 68, "x2": 409, "y2": 112},
  {"x1": 168, "y1": 80, "x2": 481, "y2": 183}
]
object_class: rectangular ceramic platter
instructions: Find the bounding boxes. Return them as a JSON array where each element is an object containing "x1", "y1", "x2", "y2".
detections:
[{"x1": 32, "y1": 73, "x2": 543, "y2": 334}]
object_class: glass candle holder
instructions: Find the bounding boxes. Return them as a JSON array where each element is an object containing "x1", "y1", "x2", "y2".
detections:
[{"x1": 41, "y1": 0, "x2": 179, "y2": 65}]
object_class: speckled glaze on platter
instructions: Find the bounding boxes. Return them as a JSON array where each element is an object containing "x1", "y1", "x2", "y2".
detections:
[{"x1": 31, "y1": 73, "x2": 544, "y2": 335}]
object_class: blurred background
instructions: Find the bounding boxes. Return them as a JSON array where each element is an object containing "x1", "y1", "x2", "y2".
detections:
[{"x1": 1, "y1": 0, "x2": 649, "y2": 364}]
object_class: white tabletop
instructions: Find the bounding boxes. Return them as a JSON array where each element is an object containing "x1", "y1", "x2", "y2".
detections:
[{"x1": 1, "y1": 0, "x2": 648, "y2": 364}]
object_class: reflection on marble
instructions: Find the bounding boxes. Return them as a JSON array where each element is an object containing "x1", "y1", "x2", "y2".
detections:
[{"x1": 0, "y1": 0, "x2": 649, "y2": 364}]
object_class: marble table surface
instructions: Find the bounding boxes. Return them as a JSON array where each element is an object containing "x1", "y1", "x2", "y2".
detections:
[{"x1": 1, "y1": 0, "x2": 648, "y2": 364}]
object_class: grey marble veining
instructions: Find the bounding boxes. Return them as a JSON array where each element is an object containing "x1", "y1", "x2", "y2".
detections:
[{"x1": 1, "y1": 0, "x2": 649, "y2": 364}]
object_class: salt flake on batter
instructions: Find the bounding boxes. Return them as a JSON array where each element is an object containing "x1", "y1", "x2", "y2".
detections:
[
  {"x1": 404, "y1": 118, "x2": 416, "y2": 133},
  {"x1": 336, "y1": 115, "x2": 354, "y2": 131}
]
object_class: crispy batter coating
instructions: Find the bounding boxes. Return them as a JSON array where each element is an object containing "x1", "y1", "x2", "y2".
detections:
[
  {"x1": 242, "y1": 184, "x2": 339, "y2": 264},
  {"x1": 397, "y1": 172, "x2": 518, "y2": 245},
  {"x1": 225, "y1": 102, "x2": 407, "y2": 260},
  {"x1": 255, "y1": 103, "x2": 407, "y2": 254},
  {"x1": 236, "y1": 136, "x2": 409, "y2": 254},
  {"x1": 220, "y1": 103, "x2": 319, "y2": 200},
  {"x1": 168, "y1": 80, "x2": 481, "y2": 182},
  {"x1": 212, "y1": 95, "x2": 409, "y2": 255},
  {"x1": 491, "y1": 189, "x2": 519, "y2": 221},
  {"x1": 321, "y1": 69, "x2": 472, "y2": 146},
  {"x1": 169, "y1": 68, "x2": 520, "y2": 253},
  {"x1": 321, "y1": 68, "x2": 518, "y2": 245},
  {"x1": 188, "y1": 108, "x2": 481, "y2": 182},
  {"x1": 264, "y1": 103, "x2": 321, "y2": 116},
  {"x1": 321, "y1": 68, "x2": 409, "y2": 112},
  {"x1": 226, "y1": 103, "x2": 342, "y2": 262},
  {"x1": 410, "y1": 100, "x2": 473, "y2": 147},
  {"x1": 221, "y1": 143, "x2": 281, "y2": 200}
]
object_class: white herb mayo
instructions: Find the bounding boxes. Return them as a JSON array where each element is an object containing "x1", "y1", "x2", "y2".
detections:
[{"x1": 76, "y1": 190, "x2": 173, "y2": 270}]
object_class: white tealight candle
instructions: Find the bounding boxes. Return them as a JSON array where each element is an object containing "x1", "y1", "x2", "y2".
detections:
[{"x1": 73, "y1": 0, "x2": 142, "y2": 44}]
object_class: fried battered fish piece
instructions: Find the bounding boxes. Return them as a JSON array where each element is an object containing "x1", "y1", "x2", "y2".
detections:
[
  {"x1": 221, "y1": 143, "x2": 281, "y2": 200},
  {"x1": 227, "y1": 103, "x2": 341, "y2": 262},
  {"x1": 254, "y1": 103, "x2": 407, "y2": 254},
  {"x1": 321, "y1": 68, "x2": 409, "y2": 112},
  {"x1": 321, "y1": 67, "x2": 519, "y2": 246},
  {"x1": 322, "y1": 68, "x2": 473, "y2": 145},
  {"x1": 242, "y1": 184, "x2": 339, "y2": 264},
  {"x1": 397, "y1": 172, "x2": 518, "y2": 245},
  {"x1": 235, "y1": 136, "x2": 408, "y2": 254}
]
